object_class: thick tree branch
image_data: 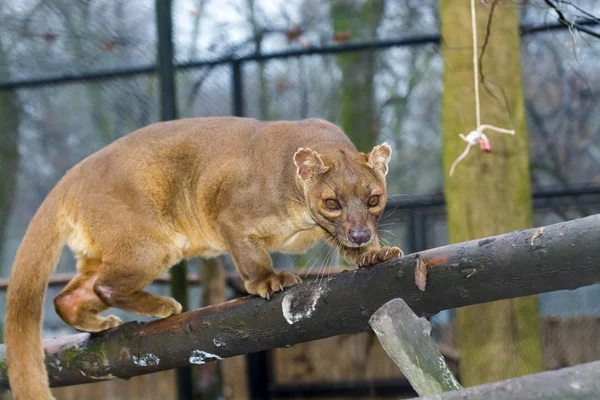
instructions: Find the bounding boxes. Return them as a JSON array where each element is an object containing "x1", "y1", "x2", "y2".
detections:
[
  {"x1": 1, "y1": 214, "x2": 600, "y2": 390},
  {"x1": 416, "y1": 359, "x2": 600, "y2": 400}
]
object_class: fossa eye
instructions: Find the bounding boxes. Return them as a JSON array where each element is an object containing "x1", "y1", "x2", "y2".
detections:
[
  {"x1": 368, "y1": 195, "x2": 380, "y2": 207},
  {"x1": 324, "y1": 199, "x2": 341, "y2": 210}
]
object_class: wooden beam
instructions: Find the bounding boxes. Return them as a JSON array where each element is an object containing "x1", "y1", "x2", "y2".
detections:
[
  {"x1": 416, "y1": 360, "x2": 600, "y2": 399},
  {"x1": 1, "y1": 214, "x2": 599, "y2": 390}
]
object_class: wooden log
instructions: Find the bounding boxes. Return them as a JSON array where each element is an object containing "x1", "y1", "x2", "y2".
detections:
[
  {"x1": 415, "y1": 359, "x2": 600, "y2": 399},
  {"x1": 1, "y1": 214, "x2": 599, "y2": 390},
  {"x1": 369, "y1": 298, "x2": 462, "y2": 396}
]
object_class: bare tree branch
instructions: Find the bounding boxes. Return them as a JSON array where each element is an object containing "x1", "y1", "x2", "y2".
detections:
[{"x1": 543, "y1": 0, "x2": 600, "y2": 39}]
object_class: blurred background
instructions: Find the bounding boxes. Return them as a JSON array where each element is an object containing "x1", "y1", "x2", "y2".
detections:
[{"x1": 0, "y1": 0, "x2": 599, "y2": 399}]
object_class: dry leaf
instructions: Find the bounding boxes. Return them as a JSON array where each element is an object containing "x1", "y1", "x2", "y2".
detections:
[{"x1": 332, "y1": 31, "x2": 352, "y2": 42}]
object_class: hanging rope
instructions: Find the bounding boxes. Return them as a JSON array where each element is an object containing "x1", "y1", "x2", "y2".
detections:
[
  {"x1": 449, "y1": 0, "x2": 516, "y2": 177},
  {"x1": 471, "y1": 0, "x2": 481, "y2": 128}
]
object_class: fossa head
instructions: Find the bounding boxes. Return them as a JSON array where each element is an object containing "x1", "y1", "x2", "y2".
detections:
[{"x1": 293, "y1": 143, "x2": 391, "y2": 249}]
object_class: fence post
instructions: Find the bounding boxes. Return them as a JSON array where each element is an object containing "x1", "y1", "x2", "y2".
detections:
[{"x1": 155, "y1": 1, "x2": 194, "y2": 399}]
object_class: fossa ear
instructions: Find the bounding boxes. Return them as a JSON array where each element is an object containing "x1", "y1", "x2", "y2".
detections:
[
  {"x1": 293, "y1": 147, "x2": 329, "y2": 182},
  {"x1": 367, "y1": 142, "x2": 392, "y2": 176}
]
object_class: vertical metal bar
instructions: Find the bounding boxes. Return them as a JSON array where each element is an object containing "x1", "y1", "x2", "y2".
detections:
[
  {"x1": 232, "y1": 60, "x2": 244, "y2": 116},
  {"x1": 409, "y1": 210, "x2": 427, "y2": 253},
  {"x1": 155, "y1": 1, "x2": 193, "y2": 399},
  {"x1": 407, "y1": 211, "x2": 417, "y2": 254},
  {"x1": 233, "y1": 58, "x2": 270, "y2": 399},
  {"x1": 156, "y1": 0, "x2": 177, "y2": 121},
  {"x1": 417, "y1": 211, "x2": 427, "y2": 252},
  {"x1": 247, "y1": 351, "x2": 271, "y2": 400}
]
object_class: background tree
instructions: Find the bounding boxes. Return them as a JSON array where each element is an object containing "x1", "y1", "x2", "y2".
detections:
[
  {"x1": 0, "y1": 39, "x2": 21, "y2": 284},
  {"x1": 329, "y1": 0, "x2": 385, "y2": 152},
  {"x1": 440, "y1": 0, "x2": 544, "y2": 385}
]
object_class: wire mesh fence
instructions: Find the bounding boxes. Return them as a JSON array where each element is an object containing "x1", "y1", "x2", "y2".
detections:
[{"x1": 1, "y1": 1, "x2": 600, "y2": 399}]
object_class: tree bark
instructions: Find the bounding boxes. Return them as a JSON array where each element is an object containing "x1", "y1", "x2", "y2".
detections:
[
  {"x1": 0, "y1": 39, "x2": 21, "y2": 273},
  {"x1": 330, "y1": 0, "x2": 385, "y2": 152},
  {"x1": 1, "y1": 214, "x2": 599, "y2": 390},
  {"x1": 416, "y1": 359, "x2": 600, "y2": 400},
  {"x1": 369, "y1": 299, "x2": 462, "y2": 396},
  {"x1": 440, "y1": 0, "x2": 544, "y2": 386}
]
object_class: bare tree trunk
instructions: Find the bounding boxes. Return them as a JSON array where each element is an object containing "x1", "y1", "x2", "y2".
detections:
[
  {"x1": 440, "y1": 0, "x2": 544, "y2": 386},
  {"x1": 52, "y1": 0, "x2": 114, "y2": 144},
  {"x1": 330, "y1": 0, "x2": 385, "y2": 152},
  {"x1": 247, "y1": 0, "x2": 270, "y2": 120},
  {"x1": 0, "y1": 39, "x2": 21, "y2": 273},
  {"x1": 188, "y1": 0, "x2": 207, "y2": 61}
]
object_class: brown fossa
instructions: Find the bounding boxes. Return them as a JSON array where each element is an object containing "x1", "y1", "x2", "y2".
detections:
[{"x1": 4, "y1": 116, "x2": 402, "y2": 399}]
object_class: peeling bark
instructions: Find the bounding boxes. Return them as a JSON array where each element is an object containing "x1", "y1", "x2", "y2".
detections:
[
  {"x1": 1, "y1": 214, "x2": 600, "y2": 390},
  {"x1": 369, "y1": 299, "x2": 462, "y2": 396}
]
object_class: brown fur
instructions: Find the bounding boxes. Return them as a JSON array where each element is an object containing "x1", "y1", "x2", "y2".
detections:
[{"x1": 4, "y1": 116, "x2": 401, "y2": 399}]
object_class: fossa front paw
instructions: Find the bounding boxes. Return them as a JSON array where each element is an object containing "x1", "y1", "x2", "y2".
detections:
[
  {"x1": 358, "y1": 246, "x2": 403, "y2": 268},
  {"x1": 72, "y1": 314, "x2": 123, "y2": 333},
  {"x1": 245, "y1": 271, "x2": 302, "y2": 300},
  {"x1": 153, "y1": 297, "x2": 183, "y2": 318},
  {"x1": 101, "y1": 315, "x2": 124, "y2": 330}
]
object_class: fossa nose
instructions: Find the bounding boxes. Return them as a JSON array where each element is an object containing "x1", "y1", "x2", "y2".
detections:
[{"x1": 348, "y1": 228, "x2": 371, "y2": 245}]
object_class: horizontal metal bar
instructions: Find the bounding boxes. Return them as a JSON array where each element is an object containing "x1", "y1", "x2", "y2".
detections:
[
  {"x1": 0, "y1": 65, "x2": 157, "y2": 90},
  {"x1": 0, "y1": 187, "x2": 597, "y2": 288},
  {"x1": 233, "y1": 34, "x2": 440, "y2": 63},
  {"x1": 1, "y1": 19, "x2": 597, "y2": 91},
  {"x1": 0, "y1": 34, "x2": 439, "y2": 91},
  {"x1": 270, "y1": 379, "x2": 417, "y2": 398},
  {"x1": 387, "y1": 184, "x2": 600, "y2": 211},
  {"x1": 0, "y1": 267, "x2": 347, "y2": 291}
]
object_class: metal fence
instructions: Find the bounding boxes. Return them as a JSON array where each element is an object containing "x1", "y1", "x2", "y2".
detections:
[{"x1": 1, "y1": 2, "x2": 600, "y2": 399}]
